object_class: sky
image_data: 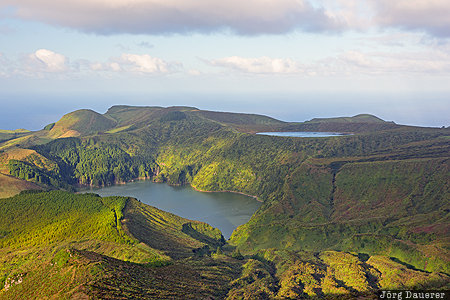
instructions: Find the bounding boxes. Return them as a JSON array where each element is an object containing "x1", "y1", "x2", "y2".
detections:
[{"x1": 0, "y1": 0, "x2": 449, "y2": 130}]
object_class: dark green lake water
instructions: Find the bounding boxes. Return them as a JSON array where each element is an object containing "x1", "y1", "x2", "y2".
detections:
[{"x1": 84, "y1": 181, "x2": 262, "y2": 239}]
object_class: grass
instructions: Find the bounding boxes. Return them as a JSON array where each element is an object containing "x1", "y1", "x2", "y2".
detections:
[
  {"x1": 0, "y1": 190, "x2": 242, "y2": 299},
  {"x1": 367, "y1": 255, "x2": 450, "y2": 290},
  {"x1": 0, "y1": 173, "x2": 42, "y2": 198},
  {"x1": 0, "y1": 191, "x2": 133, "y2": 249},
  {"x1": 0, "y1": 129, "x2": 30, "y2": 134},
  {"x1": 0, "y1": 136, "x2": 33, "y2": 151},
  {"x1": 48, "y1": 109, "x2": 117, "y2": 138},
  {"x1": 0, "y1": 190, "x2": 448, "y2": 298},
  {"x1": 105, "y1": 124, "x2": 132, "y2": 134},
  {"x1": 307, "y1": 114, "x2": 387, "y2": 124},
  {"x1": 1, "y1": 106, "x2": 449, "y2": 297}
]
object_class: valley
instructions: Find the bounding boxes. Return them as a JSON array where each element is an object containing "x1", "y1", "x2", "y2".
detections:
[
  {"x1": 0, "y1": 106, "x2": 449, "y2": 298},
  {"x1": 83, "y1": 180, "x2": 262, "y2": 239}
]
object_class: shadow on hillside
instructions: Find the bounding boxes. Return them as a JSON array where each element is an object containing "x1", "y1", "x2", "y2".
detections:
[
  {"x1": 181, "y1": 222, "x2": 225, "y2": 248},
  {"x1": 122, "y1": 199, "x2": 224, "y2": 259}
]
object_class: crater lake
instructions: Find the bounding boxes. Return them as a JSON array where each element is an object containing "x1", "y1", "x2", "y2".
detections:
[
  {"x1": 257, "y1": 132, "x2": 350, "y2": 137},
  {"x1": 83, "y1": 180, "x2": 262, "y2": 239}
]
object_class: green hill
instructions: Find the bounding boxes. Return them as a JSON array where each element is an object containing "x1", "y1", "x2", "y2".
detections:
[
  {"x1": 193, "y1": 110, "x2": 283, "y2": 125},
  {"x1": 0, "y1": 173, "x2": 42, "y2": 198},
  {"x1": 0, "y1": 190, "x2": 231, "y2": 298},
  {"x1": 307, "y1": 114, "x2": 390, "y2": 124},
  {"x1": 1, "y1": 191, "x2": 447, "y2": 299},
  {"x1": 48, "y1": 109, "x2": 117, "y2": 138},
  {"x1": 104, "y1": 105, "x2": 197, "y2": 128},
  {"x1": 0, "y1": 129, "x2": 31, "y2": 145},
  {"x1": 278, "y1": 114, "x2": 400, "y2": 133},
  {"x1": 0, "y1": 129, "x2": 30, "y2": 134},
  {"x1": 1, "y1": 106, "x2": 449, "y2": 297}
]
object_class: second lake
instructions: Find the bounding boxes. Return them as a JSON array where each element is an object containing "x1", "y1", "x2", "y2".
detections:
[{"x1": 257, "y1": 131, "x2": 350, "y2": 137}]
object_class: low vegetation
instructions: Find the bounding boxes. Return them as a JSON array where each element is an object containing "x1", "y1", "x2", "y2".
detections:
[{"x1": 0, "y1": 106, "x2": 449, "y2": 298}]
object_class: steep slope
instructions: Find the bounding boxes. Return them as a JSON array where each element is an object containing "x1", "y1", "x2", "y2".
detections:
[
  {"x1": 1, "y1": 191, "x2": 448, "y2": 299},
  {"x1": 48, "y1": 109, "x2": 117, "y2": 138},
  {"x1": 230, "y1": 155, "x2": 450, "y2": 273},
  {"x1": 0, "y1": 129, "x2": 30, "y2": 145},
  {"x1": 0, "y1": 173, "x2": 42, "y2": 198},
  {"x1": 0, "y1": 190, "x2": 230, "y2": 299},
  {"x1": 0, "y1": 148, "x2": 58, "y2": 174},
  {"x1": 1, "y1": 105, "x2": 449, "y2": 295}
]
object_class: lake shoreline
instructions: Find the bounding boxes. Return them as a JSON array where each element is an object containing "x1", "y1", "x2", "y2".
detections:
[
  {"x1": 256, "y1": 131, "x2": 353, "y2": 137},
  {"x1": 77, "y1": 178, "x2": 263, "y2": 203},
  {"x1": 79, "y1": 178, "x2": 262, "y2": 239},
  {"x1": 190, "y1": 185, "x2": 262, "y2": 203}
]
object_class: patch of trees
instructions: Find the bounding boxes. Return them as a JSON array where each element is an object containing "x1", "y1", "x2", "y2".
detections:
[{"x1": 32, "y1": 138, "x2": 158, "y2": 186}]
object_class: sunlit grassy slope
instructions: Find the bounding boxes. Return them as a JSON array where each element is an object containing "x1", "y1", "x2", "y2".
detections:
[
  {"x1": 0, "y1": 105, "x2": 449, "y2": 297},
  {"x1": 1, "y1": 190, "x2": 448, "y2": 299},
  {"x1": 48, "y1": 109, "x2": 117, "y2": 138},
  {"x1": 0, "y1": 173, "x2": 42, "y2": 198},
  {"x1": 0, "y1": 190, "x2": 230, "y2": 299}
]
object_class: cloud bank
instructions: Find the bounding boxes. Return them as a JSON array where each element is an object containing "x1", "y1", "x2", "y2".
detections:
[
  {"x1": 2, "y1": 0, "x2": 450, "y2": 36},
  {"x1": 82, "y1": 53, "x2": 182, "y2": 75},
  {"x1": 1, "y1": 0, "x2": 343, "y2": 35},
  {"x1": 0, "y1": 50, "x2": 180, "y2": 77},
  {"x1": 30, "y1": 49, "x2": 68, "y2": 72},
  {"x1": 2, "y1": 48, "x2": 449, "y2": 78},
  {"x1": 210, "y1": 56, "x2": 302, "y2": 74},
  {"x1": 371, "y1": 0, "x2": 450, "y2": 37},
  {"x1": 209, "y1": 50, "x2": 450, "y2": 76}
]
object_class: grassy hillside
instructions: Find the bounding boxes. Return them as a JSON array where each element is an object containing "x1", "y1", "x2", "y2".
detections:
[
  {"x1": 229, "y1": 156, "x2": 449, "y2": 273},
  {"x1": 0, "y1": 129, "x2": 30, "y2": 134},
  {"x1": 48, "y1": 109, "x2": 117, "y2": 138},
  {"x1": 1, "y1": 191, "x2": 447, "y2": 299},
  {"x1": 0, "y1": 190, "x2": 232, "y2": 299},
  {"x1": 1, "y1": 106, "x2": 449, "y2": 297},
  {"x1": 0, "y1": 174, "x2": 42, "y2": 198},
  {"x1": 307, "y1": 114, "x2": 389, "y2": 124},
  {"x1": 0, "y1": 130, "x2": 31, "y2": 145},
  {"x1": 226, "y1": 249, "x2": 449, "y2": 298}
]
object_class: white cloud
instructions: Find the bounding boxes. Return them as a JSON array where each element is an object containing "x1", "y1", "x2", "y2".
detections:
[
  {"x1": 0, "y1": 53, "x2": 7, "y2": 77},
  {"x1": 1, "y1": 0, "x2": 344, "y2": 35},
  {"x1": 108, "y1": 62, "x2": 122, "y2": 72},
  {"x1": 2, "y1": 48, "x2": 449, "y2": 80},
  {"x1": 370, "y1": 0, "x2": 450, "y2": 37},
  {"x1": 208, "y1": 48, "x2": 450, "y2": 76},
  {"x1": 320, "y1": 0, "x2": 373, "y2": 30},
  {"x1": 28, "y1": 49, "x2": 68, "y2": 72},
  {"x1": 2, "y1": 0, "x2": 450, "y2": 37},
  {"x1": 187, "y1": 69, "x2": 202, "y2": 76},
  {"x1": 210, "y1": 56, "x2": 302, "y2": 74},
  {"x1": 0, "y1": 50, "x2": 180, "y2": 77},
  {"x1": 89, "y1": 53, "x2": 181, "y2": 74},
  {"x1": 323, "y1": 49, "x2": 450, "y2": 76},
  {"x1": 119, "y1": 53, "x2": 170, "y2": 73}
]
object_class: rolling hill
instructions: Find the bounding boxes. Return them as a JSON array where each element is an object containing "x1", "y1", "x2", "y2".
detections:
[
  {"x1": 307, "y1": 114, "x2": 390, "y2": 124},
  {"x1": 0, "y1": 173, "x2": 42, "y2": 198},
  {"x1": 0, "y1": 106, "x2": 449, "y2": 298},
  {"x1": 48, "y1": 109, "x2": 117, "y2": 138},
  {"x1": 0, "y1": 190, "x2": 231, "y2": 299},
  {"x1": 1, "y1": 191, "x2": 448, "y2": 299}
]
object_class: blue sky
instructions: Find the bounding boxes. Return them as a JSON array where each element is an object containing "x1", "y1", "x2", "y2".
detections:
[{"x1": 0, "y1": 0, "x2": 449, "y2": 130}]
